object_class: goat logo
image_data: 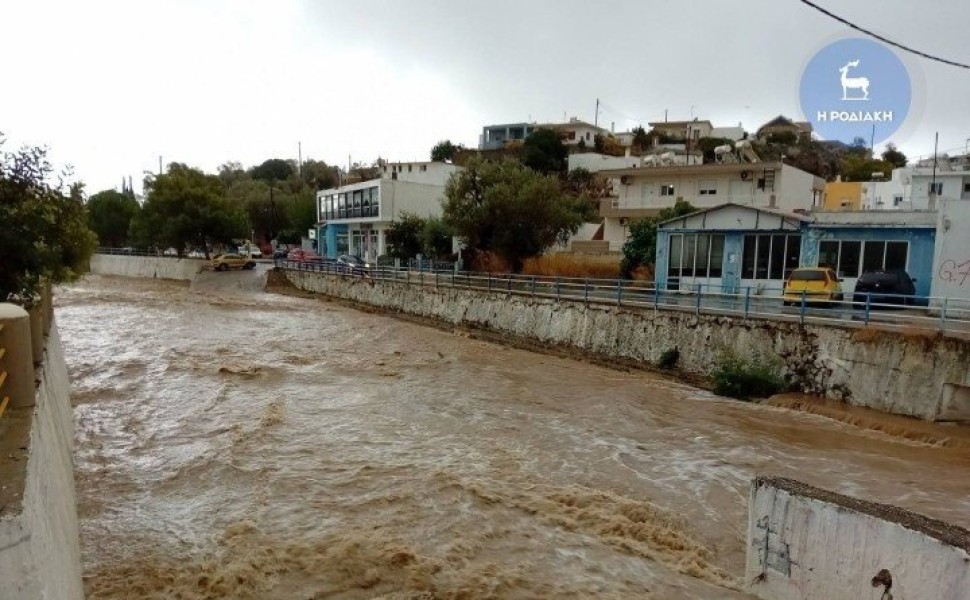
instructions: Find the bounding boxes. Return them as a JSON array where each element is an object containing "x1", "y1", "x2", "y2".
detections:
[
  {"x1": 800, "y1": 37, "x2": 911, "y2": 145},
  {"x1": 839, "y1": 60, "x2": 870, "y2": 101}
]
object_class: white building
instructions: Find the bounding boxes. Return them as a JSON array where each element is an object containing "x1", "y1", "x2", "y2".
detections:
[
  {"x1": 479, "y1": 117, "x2": 610, "y2": 150},
  {"x1": 317, "y1": 161, "x2": 462, "y2": 260},
  {"x1": 869, "y1": 162, "x2": 970, "y2": 210},
  {"x1": 568, "y1": 150, "x2": 702, "y2": 174},
  {"x1": 597, "y1": 162, "x2": 825, "y2": 251}
]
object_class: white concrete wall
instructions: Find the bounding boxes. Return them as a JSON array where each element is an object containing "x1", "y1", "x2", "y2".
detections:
[
  {"x1": 0, "y1": 323, "x2": 84, "y2": 599},
  {"x1": 931, "y1": 198, "x2": 970, "y2": 303},
  {"x1": 381, "y1": 162, "x2": 461, "y2": 186},
  {"x1": 381, "y1": 180, "x2": 448, "y2": 220},
  {"x1": 746, "y1": 477, "x2": 970, "y2": 600},
  {"x1": 568, "y1": 153, "x2": 641, "y2": 173},
  {"x1": 282, "y1": 270, "x2": 970, "y2": 421},
  {"x1": 775, "y1": 165, "x2": 823, "y2": 212},
  {"x1": 90, "y1": 254, "x2": 206, "y2": 281}
]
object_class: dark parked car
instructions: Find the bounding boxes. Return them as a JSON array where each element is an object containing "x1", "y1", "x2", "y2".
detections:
[
  {"x1": 852, "y1": 270, "x2": 916, "y2": 306},
  {"x1": 336, "y1": 254, "x2": 371, "y2": 274}
]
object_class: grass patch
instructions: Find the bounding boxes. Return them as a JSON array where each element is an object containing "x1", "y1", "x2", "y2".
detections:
[
  {"x1": 521, "y1": 254, "x2": 621, "y2": 279},
  {"x1": 711, "y1": 351, "x2": 786, "y2": 400}
]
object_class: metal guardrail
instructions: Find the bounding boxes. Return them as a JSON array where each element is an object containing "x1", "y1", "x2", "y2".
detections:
[{"x1": 275, "y1": 258, "x2": 970, "y2": 338}]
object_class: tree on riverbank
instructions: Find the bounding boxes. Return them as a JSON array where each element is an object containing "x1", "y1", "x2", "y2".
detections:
[
  {"x1": 87, "y1": 189, "x2": 140, "y2": 247},
  {"x1": 442, "y1": 157, "x2": 587, "y2": 272},
  {"x1": 129, "y1": 163, "x2": 247, "y2": 257},
  {"x1": 0, "y1": 135, "x2": 97, "y2": 301}
]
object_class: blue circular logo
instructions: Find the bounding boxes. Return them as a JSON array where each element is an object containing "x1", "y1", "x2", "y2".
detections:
[{"x1": 800, "y1": 38, "x2": 911, "y2": 145}]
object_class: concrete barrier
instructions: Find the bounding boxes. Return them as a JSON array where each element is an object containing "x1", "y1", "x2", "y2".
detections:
[
  {"x1": 0, "y1": 304, "x2": 35, "y2": 409},
  {"x1": 746, "y1": 477, "x2": 970, "y2": 600},
  {"x1": 90, "y1": 253, "x2": 207, "y2": 281},
  {"x1": 282, "y1": 270, "x2": 970, "y2": 421},
  {"x1": 0, "y1": 320, "x2": 83, "y2": 598}
]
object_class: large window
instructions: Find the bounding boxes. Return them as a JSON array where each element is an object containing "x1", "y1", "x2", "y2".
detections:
[
  {"x1": 741, "y1": 234, "x2": 802, "y2": 280},
  {"x1": 322, "y1": 187, "x2": 379, "y2": 221},
  {"x1": 818, "y1": 239, "x2": 908, "y2": 278},
  {"x1": 667, "y1": 233, "x2": 726, "y2": 280}
]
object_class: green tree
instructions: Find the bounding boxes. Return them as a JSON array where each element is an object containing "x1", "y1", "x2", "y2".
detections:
[
  {"x1": 563, "y1": 168, "x2": 606, "y2": 221},
  {"x1": 442, "y1": 158, "x2": 585, "y2": 272},
  {"x1": 384, "y1": 212, "x2": 426, "y2": 261},
  {"x1": 285, "y1": 189, "x2": 318, "y2": 239},
  {"x1": 522, "y1": 129, "x2": 568, "y2": 175},
  {"x1": 620, "y1": 200, "x2": 696, "y2": 278},
  {"x1": 87, "y1": 189, "x2": 140, "y2": 247},
  {"x1": 631, "y1": 126, "x2": 650, "y2": 150},
  {"x1": 129, "y1": 163, "x2": 247, "y2": 257},
  {"x1": 881, "y1": 143, "x2": 907, "y2": 169},
  {"x1": 300, "y1": 159, "x2": 339, "y2": 190},
  {"x1": 421, "y1": 216, "x2": 454, "y2": 260},
  {"x1": 250, "y1": 158, "x2": 295, "y2": 182},
  {"x1": 0, "y1": 137, "x2": 97, "y2": 301},
  {"x1": 841, "y1": 155, "x2": 893, "y2": 181},
  {"x1": 430, "y1": 140, "x2": 462, "y2": 163}
]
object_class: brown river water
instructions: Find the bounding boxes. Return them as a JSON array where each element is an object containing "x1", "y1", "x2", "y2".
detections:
[{"x1": 57, "y1": 272, "x2": 970, "y2": 599}]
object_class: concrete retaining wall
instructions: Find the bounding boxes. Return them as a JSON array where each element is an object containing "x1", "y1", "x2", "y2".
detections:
[
  {"x1": 90, "y1": 254, "x2": 206, "y2": 281},
  {"x1": 746, "y1": 477, "x2": 970, "y2": 600},
  {"x1": 283, "y1": 270, "x2": 970, "y2": 421},
  {"x1": 0, "y1": 323, "x2": 83, "y2": 599}
]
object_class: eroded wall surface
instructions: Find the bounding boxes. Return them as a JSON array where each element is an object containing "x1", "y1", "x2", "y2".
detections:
[{"x1": 746, "y1": 477, "x2": 970, "y2": 600}]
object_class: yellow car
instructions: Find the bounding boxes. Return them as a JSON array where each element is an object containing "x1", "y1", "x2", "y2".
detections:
[
  {"x1": 782, "y1": 267, "x2": 843, "y2": 306},
  {"x1": 210, "y1": 253, "x2": 256, "y2": 271}
]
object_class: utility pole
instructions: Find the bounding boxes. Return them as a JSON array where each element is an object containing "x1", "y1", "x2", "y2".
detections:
[
  {"x1": 158, "y1": 156, "x2": 163, "y2": 176},
  {"x1": 298, "y1": 141, "x2": 302, "y2": 177},
  {"x1": 931, "y1": 131, "x2": 939, "y2": 205},
  {"x1": 594, "y1": 98, "x2": 599, "y2": 127},
  {"x1": 869, "y1": 123, "x2": 875, "y2": 154}
]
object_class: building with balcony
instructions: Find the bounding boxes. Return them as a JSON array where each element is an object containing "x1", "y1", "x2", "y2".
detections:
[
  {"x1": 316, "y1": 161, "x2": 462, "y2": 260},
  {"x1": 479, "y1": 117, "x2": 610, "y2": 150},
  {"x1": 597, "y1": 162, "x2": 825, "y2": 251}
]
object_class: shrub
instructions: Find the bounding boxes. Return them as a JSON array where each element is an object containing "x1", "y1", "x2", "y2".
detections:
[
  {"x1": 657, "y1": 348, "x2": 680, "y2": 370},
  {"x1": 711, "y1": 351, "x2": 785, "y2": 400}
]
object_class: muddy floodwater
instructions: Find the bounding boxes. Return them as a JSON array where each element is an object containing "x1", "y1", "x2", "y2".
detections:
[{"x1": 58, "y1": 273, "x2": 970, "y2": 599}]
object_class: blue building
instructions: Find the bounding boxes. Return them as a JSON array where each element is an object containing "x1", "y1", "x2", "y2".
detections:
[{"x1": 655, "y1": 203, "x2": 938, "y2": 297}]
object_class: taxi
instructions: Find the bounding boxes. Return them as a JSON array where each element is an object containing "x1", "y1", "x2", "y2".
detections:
[{"x1": 782, "y1": 267, "x2": 843, "y2": 306}]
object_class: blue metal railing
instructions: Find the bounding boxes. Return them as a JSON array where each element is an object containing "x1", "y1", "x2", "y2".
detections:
[{"x1": 274, "y1": 258, "x2": 970, "y2": 338}]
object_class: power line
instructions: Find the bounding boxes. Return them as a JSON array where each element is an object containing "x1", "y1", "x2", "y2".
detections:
[{"x1": 796, "y1": 0, "x2": 970, "y2": 70}]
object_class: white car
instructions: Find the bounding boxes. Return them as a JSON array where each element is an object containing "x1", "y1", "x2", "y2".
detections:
[{"x1": 238, "y1": 244, "x2": 263, "y2": 258}]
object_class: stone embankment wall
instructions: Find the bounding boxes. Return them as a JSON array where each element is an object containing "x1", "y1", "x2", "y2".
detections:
[
  {"x1": 283, "y1": 270, "x2": 970, "y2": 421},
  {"x1": 0, "y1": 323, "x2": 83, "y2": 599},
  {"x1": 746, "y1": 477, "x2": 970, "y2": 600},
  {"x1": 90, "y1": 254, "x2": 205, "y2": 281}
]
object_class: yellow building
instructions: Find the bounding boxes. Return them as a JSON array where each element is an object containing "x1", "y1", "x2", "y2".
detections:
[{"x1": 823, "y1": 180, "x2": 865, "y2": 211}]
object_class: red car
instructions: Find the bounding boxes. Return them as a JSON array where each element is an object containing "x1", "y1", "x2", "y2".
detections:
[{"x1": 286, "y1": 248, "x2": 321, "y2": 262}]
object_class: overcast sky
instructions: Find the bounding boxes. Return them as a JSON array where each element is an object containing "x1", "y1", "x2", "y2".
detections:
[{"x1": 2, "y1": 0, "x2": 968, "y2": 195}]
